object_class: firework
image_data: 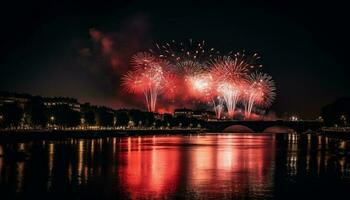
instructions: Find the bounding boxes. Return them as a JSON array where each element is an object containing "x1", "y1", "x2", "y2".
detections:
[
  {"x1": 131, "y1": 52, "x2": 157, "y2": 66},
  {"x1": 186, "y1": 72, "x2": 214, "y2": 100},
  {"x1": 175, "y1": 61, "x2": 204, "y2": 75},
  {"x1": 228, "y1": 51, "x2": 263, "y2": 71},
  {"x1": 188, "y1": 73, "x2": 213, "y2": 95},
  {"x1": 122, "y1": 52, "x2": 170, "y2": 112},
  {"x1": 149, "y1": 39, "x2": 220, "y2": 63},
  {"x1": 151, "y1": 40, "x2": 220, "y2": 114},
  {"x1": 243, "y1": 72, "x2": 276, "y2": 118},
  {"x1": 162, "y1": 72, "x2": 181, "y2": 101},
  {"x1": 122, "y1": 71, "x2": 144, "y2": 94},
  {"x1": 122, "y1": 40, "x2": 276, "y2": 119},
  {"x1": 212, "y1": 96, "x2": 224, "y2": 119},
  {"x1": 176, "y1": 61, "x2": 223, "y2": 118},
  {"x1": 209, "y1": 56, "x2": 250, "y2": 118}
]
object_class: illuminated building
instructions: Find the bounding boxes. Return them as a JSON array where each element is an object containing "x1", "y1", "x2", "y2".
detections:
[
  {"x1": 43, "y1": 97, "x2": 81, "y2": 112},
  {"x1": 174, "y1": 108, "x2": 193, "y2": 118}
]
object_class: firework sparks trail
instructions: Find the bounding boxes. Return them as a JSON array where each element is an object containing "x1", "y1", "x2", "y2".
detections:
[
  {"x1": 209, "y1": 56, "x2": 251, "y2": 118},
  {"x1": 187, "y1": 72, "x2": 213, "y2": 99},
  {"x1": 217, "y1": 83, "x2": 240, "y2": 117},
  {"x1": 243, "y1": 72, "x2": 276, "y2": 118},
  {"x1": 212, "y1": 96, "x2": 224, "y2": 119},
  {"x1": 122, "y1": 52, "x2": 170, "y2": 112},
  {"x1": 150, "y1": 39, "x2": 220, "y2": 63}
]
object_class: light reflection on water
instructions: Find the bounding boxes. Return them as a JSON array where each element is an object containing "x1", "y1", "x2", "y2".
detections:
[{"x1": 0, "y1": 133, "x2": 350, "y2": 199}]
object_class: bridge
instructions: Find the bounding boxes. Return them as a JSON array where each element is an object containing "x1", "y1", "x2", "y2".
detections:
[{"x1": 204, "y1": 120, "x2": 323, "y2": 133}]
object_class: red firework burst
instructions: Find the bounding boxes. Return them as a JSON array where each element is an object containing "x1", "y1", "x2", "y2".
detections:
[
  {"x1": 247, "y1": 72, "x2": 276, "y2": 107},
  {"x1": 122, "y1": 41, "x2": 276, "y2": 118},
  {"x1": 122, "y1": 52, "x2": 171, "y2": 112}
]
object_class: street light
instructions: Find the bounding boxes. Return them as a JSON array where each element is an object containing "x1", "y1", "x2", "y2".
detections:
[
  {"x1": 113, "y1": 117, "x2": 117, "y2": 127},
  {"x1": 128, "y1": 120, "x2": 134, "y2": 128},
  {"x1": 50, "y1": 116, "x2": 55, "y2": 127},
  {"x1": 80, "y1": 117, "x2": 85, "y2": 130},
  {"x1": 138, "y1": 121, "x2": 142, "y2": 128},
  {"x1": 317, "y1": 116, "x2": 324, "y2": 122},
  {"x1": 290, "y1": 116, "x2": 298, "y2": 121}
]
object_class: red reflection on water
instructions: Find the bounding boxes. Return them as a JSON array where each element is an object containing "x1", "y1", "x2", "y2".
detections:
[
  {"x1": 119, "y1": 136, "x2": 181, "y2": 199},
  {"x1": 118, "y1": 135, "x2": 275, "y2": 199},
  {"x1": 189, "y1": 135, "x2": 275, "y2": 195}
]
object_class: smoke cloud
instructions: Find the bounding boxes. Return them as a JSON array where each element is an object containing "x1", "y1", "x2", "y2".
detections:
[{"x1": 78, "y1": 14, "x2": 152, "y2": 110}]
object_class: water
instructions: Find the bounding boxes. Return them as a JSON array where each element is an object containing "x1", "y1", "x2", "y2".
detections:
[{"x1": 0, "y1": 133, "x2": 349, "y2": 199}]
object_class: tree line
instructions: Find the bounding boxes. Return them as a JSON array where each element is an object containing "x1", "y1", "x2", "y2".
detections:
[{"x1": 0, "y1": 98, "x2": 203, "y2": 129}]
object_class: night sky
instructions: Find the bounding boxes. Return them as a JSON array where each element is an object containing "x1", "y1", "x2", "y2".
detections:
[{"x1": 0, "y1": 0, "x2": 349, "y2": 119}]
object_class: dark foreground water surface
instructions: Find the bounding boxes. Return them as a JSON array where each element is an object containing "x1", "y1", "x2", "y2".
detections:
[{"x1": 0, "y1": 133, "x2": 350, "y2": 199}]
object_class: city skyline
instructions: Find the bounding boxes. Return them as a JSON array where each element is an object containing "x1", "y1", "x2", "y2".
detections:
[{"x1": 1, "y1": 0, "x2": 349, "y2": 119}]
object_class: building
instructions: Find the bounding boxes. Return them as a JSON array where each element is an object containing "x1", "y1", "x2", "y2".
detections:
[
  {"x1": 192, "y1": 110, "x2": 216, "y2": 120},
  {"x1": 174, "y1": 108, "x2": 216, "y2": 120},
  {"x1": 174, "y1": 108, "x2": 193, "y2": 118},
  {"x1": 43, "y1": 97, "x2": 81, "y2": 112},
  {"x1": 0, "y1": 92, "x2": 31, "y2": 108}
]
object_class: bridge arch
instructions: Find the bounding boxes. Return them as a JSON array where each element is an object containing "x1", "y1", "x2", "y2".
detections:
[
  {"x1": 223, "y1": 125, "x2": 254, "y2": 133},
  {"x1": 263, "y1": 125, "x2": 296, "y2": 134}
]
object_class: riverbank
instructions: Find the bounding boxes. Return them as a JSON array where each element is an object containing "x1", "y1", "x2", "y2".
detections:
[
  {"x1": 2, "y1": 127, "x2": 350, "y2": 143},
  {"x1": 320, "y1": 127, "x2": 350, "y2": 139},
  {"x1": 0, "y1": 128, "x2": 206, "y2": 143}
]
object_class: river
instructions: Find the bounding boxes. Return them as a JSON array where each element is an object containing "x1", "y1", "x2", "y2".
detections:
[{"x1": 0, "y1": 133, "x2": 349, "y2": 199}]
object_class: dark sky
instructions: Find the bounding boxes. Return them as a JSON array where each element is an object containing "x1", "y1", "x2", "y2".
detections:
[{"x1": 0, "y1": 0, "x2": 349, "y2": 119}]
